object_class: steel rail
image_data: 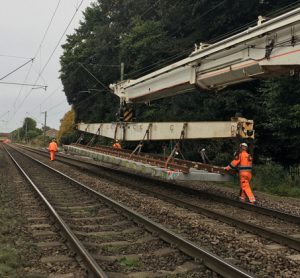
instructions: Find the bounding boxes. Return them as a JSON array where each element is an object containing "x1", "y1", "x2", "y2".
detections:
[
  {"x1": 7, "y1": 144, "x2": 254, "y2": 278},
  {"x1": 19, "y1": 144, "x2": 300, "y2": 225},
  {"x1": 68, "y1": 148, "x2": 300, "y2": 224},
  {"x1": 74, "y1": 144, "x2": 191, "y2": 173},
  {"x1": 44, "y1": 146, "x2": 300, "y2": 251},
  {"x1": 163, "y1": 184, "x2": 300, "y2": 225},
  {"x1": 73, "y1": 143, "x2": 227, "y2": 174},
  {"x1": 115, "y1": 182, "x2": 300, "y2": 252},
  {"x1": 4, "y1": 145, "x2": 108, "y2": 278}
]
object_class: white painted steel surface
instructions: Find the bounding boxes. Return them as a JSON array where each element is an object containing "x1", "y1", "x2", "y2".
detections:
[
  {"x1": 110, "y1": 7, "x2": 300, "y2": 102},
  {"x1": 78, "y1": 118, "x2": 254, "y2": 141}
]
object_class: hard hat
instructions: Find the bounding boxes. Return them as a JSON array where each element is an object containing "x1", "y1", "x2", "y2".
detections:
[{"x1": 240, "y1": 143, "x2": 248, "y2": 148}]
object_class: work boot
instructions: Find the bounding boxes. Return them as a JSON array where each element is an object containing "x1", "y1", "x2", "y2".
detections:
[{"x1": 239, "y1": 197, "x2": 245, "y2": 203}]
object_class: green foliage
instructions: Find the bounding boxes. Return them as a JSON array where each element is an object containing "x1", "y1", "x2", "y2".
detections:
[
  {"x1": 119, "y1": 257, "x2": 142, "y2": 268},
  {"x1": 59, "y1": 0, "x2": 299, "y2": 166},
  {"x1": 0, "y1": 248, "x2": 20, "y2": 271},
  {"x1": 0, "y1": 188, "x2": 22, "y2": 276},
  {"x1": 119, "y1": 17, "x2": 170, "y2": 74},
  {"x1": 258, "y1": 77, "x2": 300, "y2": 165},
  {"x1": 59, "y1": 131, "x2": 80, "y2": 145},
  {"x1": 23, "y1": 117, "x2": 37, "y2": 131},
  {"x1": 221, "y1": 163, "x2": 300, "y2": 197},
  {"x1": 252, "y1": 163, "x2": 300, "y2": 197},
  {"x1": 10, "y1": 117, "x2": 43, "y2": 143},
  {"x1": 27, "y1": 130, "x2": 42, "y2": 140}
]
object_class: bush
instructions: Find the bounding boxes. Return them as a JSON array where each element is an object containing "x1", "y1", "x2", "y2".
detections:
[
  {"x1": 59, "y1": 131, "x2": 80, "y2": 145},
  {"x1": 252, "y1": 163, "x2": 300, "y2": 197}
]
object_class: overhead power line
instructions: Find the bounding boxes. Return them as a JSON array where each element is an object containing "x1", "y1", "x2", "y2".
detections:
[
  {"x1": 0, "y1": 110, "x2": 9, "y2": 120},
  {"x1": 35, "y1": 0, "x2": 63, "y2": 57},
  {"x1": 47, "y1": 100, "x2": 67, "y2": 112},
  {"x1": 38, "y1": 0, "x2": 85, "y2": 80},
  {"x1": 10, "y1": 0, "x2": 63, "y2": 116},
  {"x1": 0, "y1": 81, "x2": 47, "y2": 89},
  {"x1": 126, "y1": 0, "x2": 226, "y2": 79},
  {"x1": 79, "y1": 63, "x2": 111, "y2": 92},
  {"x1": 0, "y1": 58, "x2": 34, "y2": 81},
  {"x1": 9, "y1": 0, "x2": 86, "y2": 128},
  {"x1": 139, "y1": 0, "x2": 161, "y2": 18},
  {"x1": 31, "y1": 86, "x2": 62, "y2": 113},
  {"x1": 14, "y1": 0, "x2": 85, "y2": 115},
  {"x1": 0, "y1": 54, "x2": 32, "y2": 59},
  {"x1": 126, "y1": 0, "x2": 300, "y2": 79},
  {"x1": 26, "y1": 111, "x2": 44, "y2": 126}
]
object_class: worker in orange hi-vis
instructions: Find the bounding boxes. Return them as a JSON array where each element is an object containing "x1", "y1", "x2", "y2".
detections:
[
  {"x1": 225, "y1": 143, "x2": 256, "y2": 205},
  {"x1": 48, "y1": 139, "x2": 58, "y2": 161},
  {"x1": 112, "y1": 139, "x2": 121, "y2": 150}
]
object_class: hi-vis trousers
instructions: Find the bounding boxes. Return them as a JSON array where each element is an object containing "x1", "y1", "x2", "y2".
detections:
[{"x1": 239, "y1": 171, "x2": 255, "y2": 203}]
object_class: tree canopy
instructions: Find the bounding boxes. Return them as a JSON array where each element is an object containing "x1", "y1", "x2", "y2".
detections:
[
  {"x1": 60, "y1": 0, "x2": 300, "y2": 166},
  {"x1": 11, "y1": 117, "x2": 42, "y2": 142}
]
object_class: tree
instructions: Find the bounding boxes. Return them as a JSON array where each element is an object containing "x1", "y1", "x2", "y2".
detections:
[
  {"x1": 59, "y1": 0, "x2": 298, "y2": 165},
  {"x1": 57, "y1": 109, "x2": 76, "y2": 142},
  {"x1": 19, "y1": 117, "x2": 42, "y2": 142},
  {"x1": 258, "y1": 77, "x2": 300, "y2": 165}
]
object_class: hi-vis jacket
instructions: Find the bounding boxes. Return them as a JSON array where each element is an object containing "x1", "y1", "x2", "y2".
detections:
[
  {"x1": 226, "y1": 150, "x2": 252, "y2": 173},
  {"x1": 48, "y1": 142, "x2": 58, "y2": 152},
  {"x1": 112, "y1": 142, "x2": 121, "y2": 149}
]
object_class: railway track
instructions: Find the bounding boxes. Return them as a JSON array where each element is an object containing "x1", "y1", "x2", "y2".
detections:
[
  {"x1": 14, "y1": 144, "x2": 300, "y2": 277},
  {"x1": 70, "y1": 143, "x2": 226, "y2": 175},
  {"x1": 0, "y1": 145, "x2": 88, "y2": 277},
  {"x1": 4, "y1": 144, "x2": 254, "y2": 278},
  {"x1": 19, "y1": 145, "x2": 300, "y2": 223}
]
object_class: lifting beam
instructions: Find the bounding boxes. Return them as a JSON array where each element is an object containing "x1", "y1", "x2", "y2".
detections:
[{"x1": 78, "y1": 117, "x2": 254, "y2": 141}]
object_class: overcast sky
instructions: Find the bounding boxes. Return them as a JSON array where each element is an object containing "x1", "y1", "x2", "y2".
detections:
[{"x1": 0, "y1": 0, "x2": 95, "y2": 132}]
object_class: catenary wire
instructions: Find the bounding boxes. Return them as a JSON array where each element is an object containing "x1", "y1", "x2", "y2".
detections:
[
  {"x1": 125, "y1": 1, "x2": 300, "y2": 79},
  {"x1": 0, "y1": 58, "x2": 34, "y2": 81},
  {"x1": 0, "y1": 54, "x2": 32, "y2": 59},
  {"x1": 18, "y1": 1, "x2": 300, "y2": 130},
  {"x1": 13, "y1": 0, "x2": 85, "y2": 118},
  {"x1": 31, "y1": 86, "x2": 62, "y2": 113},
  {"x1": 9, "y1": 0, "x2": 63, "y2": 118}
]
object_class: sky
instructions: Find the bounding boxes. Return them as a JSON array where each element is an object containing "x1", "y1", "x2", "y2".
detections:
[{"x1": 0, "y1": 0, "x2": 95, "y2": 132}]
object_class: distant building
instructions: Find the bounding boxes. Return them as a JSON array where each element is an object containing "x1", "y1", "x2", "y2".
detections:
[
  {"x1": 46, "y1": 129, "x2": 58, "y2": 139},
  {"x1": 0, "y1": 133, "x2": 10, "y2": 142}
]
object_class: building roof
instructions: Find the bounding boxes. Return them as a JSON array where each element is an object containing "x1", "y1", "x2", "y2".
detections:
[{"x1": 45, "y1": 129, "x2": 58, "y2": 138}]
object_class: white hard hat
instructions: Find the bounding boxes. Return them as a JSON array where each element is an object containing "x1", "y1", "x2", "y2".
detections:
[{"x1": 240, "y1": 143, "x2": 248, "y2": 148}]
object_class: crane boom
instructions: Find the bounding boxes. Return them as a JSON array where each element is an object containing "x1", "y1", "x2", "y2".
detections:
[
  {"x1": 78, "y1": 7, "x2": 300, "y2": 141},
  {"x1": 110, "y1": 7, "x2": 300, "y2": 103}
]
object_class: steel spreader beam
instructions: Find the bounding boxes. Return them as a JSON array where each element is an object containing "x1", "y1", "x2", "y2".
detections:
[{"x1": 77, "y1": 117, "x2": 254, "y2": 141}]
